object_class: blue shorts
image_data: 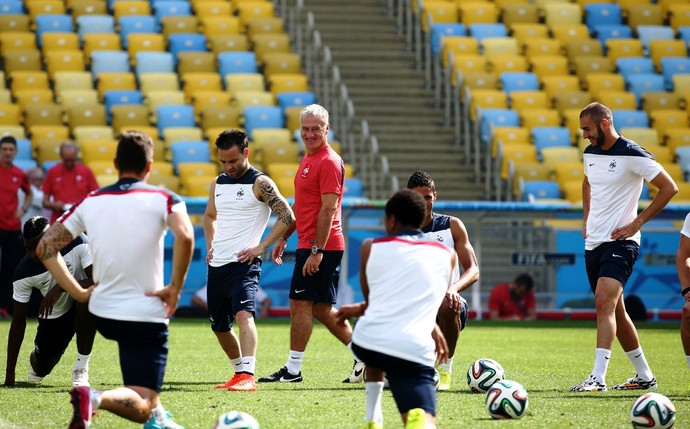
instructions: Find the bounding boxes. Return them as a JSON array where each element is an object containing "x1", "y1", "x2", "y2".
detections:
[
  {"x1": 585, "y1": 240, "x2": 639, "y2": 293},
  {"x1": 92, "y1": 315, "x2": 168, "y2": 392},
  {"x1": 35, "y1": 306, "x2": 76, "y2": 361},
  {"x1": 207, "y1": 260, "x2": 261, "y2": 332},
  {"x1": 289, "y1": 249, "x2": 343, "y2": 303},
  {"x1": 351, "y1": 342, "x2": 436, "y2": 416}
]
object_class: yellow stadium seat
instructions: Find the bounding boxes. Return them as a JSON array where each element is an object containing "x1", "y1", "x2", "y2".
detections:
[
  {"x1": 0, "y1": 15, "x2": 30, "y2": 33},
  {"x1": 139, "y1": 73, "x2": 180, "y2": 96},
  {"x1": 200, "y1": 16, "x2": 240, "y2": 37},
  {"x1": 626, "y1": 4, "x2": 663, "y2": 28},
  {"x1": 562, "y1": 180, "x2": 583, "y2": 204},
  {"x1": 208, "y1": 34, "x2": 249, "y2": 55},
  {"x1": 30, "y1": 125, "x2": 69, "y2": 143},
  {"x1": 200, "y1": 105, "x2": 242, "y2": 130},
  {"x1": 440, "y1": 36, "x2": 480, "y2": 69},
  {"x1": 68, "y1": 103, "x2": 107, "y2": 128},
  {"x1": 649, "y1": 40, "x2": 687, "y2": 72},
  {"x1": 178, "y1": 161, "x2": 218, "y2": 180},
  {"x1": 512, "y1": 161, "x2": 553, "y2": 194},
  {"x1": 180, "y1": 175, "x2": 214, "y2": 197},
  {"x1": 481, "y1": 37, "x2": 519, "y2": 57},
  {"x1": 550, "y1": 24, "x2": 591, "y2": 45},
  {"x1": 522, "y1": 38, "x2": 563, "y2": 60},
  {"x1": 541, "y1": 147, "x2": 580, "y2": 165},
  {"x1": 263, "y1": 53, "x2": 302, "y2": 79},
  {"x1": 565, "y1": 39, "x2": 603, "y2": 64},
  {"x1": 236, "y1": 1, "x2": 275, "y2": 28},
  {"x1": 458, "y1": 71, "x2": 498, "y2": 91},
  {"x1": 58, "y1": 89, "x2": 99, "y2": 109},
  {"x1": 163, "y1": 126, "x2": 204, "y2": 145},
  {"x1": 665, "y1": 128, "x2": 690, "y2": 153},
  {"x1": 458, "y1": 2, "x2": 499, "y2": 25},
  {"x1": 500, "y1": 144, "x2": 537, "y2": 179},
  {"x1": 113, "y1": 1, "x2": 151, "y2": 22},
  {"x1": 45, "y1": 50, "x2": 86, "y2": 77},
  {"x1": 661, "y1": 162, "x2": 684, "y2": 183},
  {"x1": 553, "y1": 162, "x2": 584, "y2": 185},
  {"x1": 148, "y1": 174, "x2": 181, "y2": 192},
  {"x1": 252, "y1": 128, "x2": 292, "y2": 145},
  {"x1": 80, "y1": 138, "x2": 117, "y2": 163},
  {"x1": 0, "y1": 103, "x2": 20, "y2": 125},
  {"x1": 111, "y1": 104, "x2": 150, "y2": 131},
  {"x1": 649, "y1": 109, "x2": 689, "y2": 138},
  {"x1": 34, "y1": 139, "x2": 64, "y2": 164},
  {"x1": 0, "y1": 124, "x2": 25, "y2": 138},
  {"x1": 94, "y1": 173, "x2": 117, "y2": 187},
  {"x1": 501, "y1": 3, "x2": 539, "y2": 26},
  {"x1": 251, "y1": 33, "x2": 290, "y2": 64},
  {"x1": 598, "y1": 91, "x2": 637, "y2": 110},
  {"x1": 88, "y1": 160, "x2": 118, "y2": 175},
  {"x1": 2, "y1": 50, "x2": 42, "y2": 74},
  {"x1": 82, "y1": 34, "x2": 122, "y2": 65},
  {"x1": 644, "y1": 144, "x2": 673, "y2": 163},
  {"x1": 519, "y1": 108, "x2": 561, "y2": 130},
  {"x1": 485, "y1": 55, "x2": 528, "y2": 75},
  {"x1": 510, "y1": 91, "x2": 550, "y2": 112},
  {"x1": 669, "y1": 4, "x2": 690, "y2": 31},
  {"x1": 420, "y1": 1, "x2": 457, "y2": 34},
  {"x1": 268, "y1": 73, "x2": 309, "y2": 97},
  {"x1": 542, "y1": 3, "x2": 582, "y2": 27},
  {"x1": 177, "y1": 52, "x2": 216, "y2": 75},
  {"x1": 181, "y1": 72, "x2": 223, "y2": 103},
  {"x1": 509, "y1": 24, "x2": 548, "y2": 47},
  {"x1": 674, "y1": 75, "x2": 690, "y2": 98},
  {"x1": 573, "y1": 56, "x2": 613, "y2": 82},
  {"x1": 260, "y1": 141, "x2": 299, "y2": 166},
  {"x1": 233, "y1": 90, "x2": 274, "y2": 109},
  {"x1": 468, "y1": 89, "x2": 508, "y2": 121},
  {"x1": 606, "y1": 39, "x2": 644, "y2": 65},
  {"x1": 585, "y1": 73, "x2": 625, "y2": 99},
  {"x1": 194, "y1": 1, "x2": 232, "y2": 18},
  {"x1": 53, "y1": 71, "x2": 94, "y2": 97},
  {"x1": 71, "y1": 0, "x2": 108, "y2": 18},
  {"x1": 14, "y1": 88, "x2": 54, "y2": 110},
  {"x1": 245, "y1": 16, "x2": 283, "y2": 38},
  {"x1": 641, "y1": 92, "x2": 681, "y2": 114},
  {"x1": 72, "y1": 125, "x2": 114, "y2": 145},
  {"x1": 146, "y1": 90, "x2": 185, "y2": 120},
  {"x1": 273, "y1": 175, "x2": 294, "y2": 198},
  {"x1": 529, "y1": 56, "x2": 569, "y2": 81},
  {"x1": 552, "y1": 92, "x2": 592, "y2": 115},
  {"x1": 491, "y1": 126, "x2": 531, "y2": 156},
  {"x1": 23, "y1": 103, "x2": 62, "y2": 128},
  {"x1": 161, "y1": 16, "x2": 199, "y2": 38},
  {"x1": 127, "y1": 34, "x2": 165, "y2": 65},
  {"x1": 0, "y1": 32, "x2": 37, "y2": 54},
  {"x1": 266, "y1": 161, "x2": 300, "y2": 179},
  {"x1": 149, "y1": 161, "x2": 175, "y2": 177},
  {"x1": 619, "y1": 127, "x2": 660, "y2": 148},
  {"x1": 284, "y1": 106, "x2": 302, "y2": 133},
  {"x1": 541, "y1": 75, "x2": 580, "y2": 100},
  {"x1": 41, "y1": 32, "x2": 79, "y2": 56},
  {"x1": 27, "y1": 0, "x2": 66, "y2": 19},
  {"x1": 97, "y1": 72, "x2": 137, "y2": 100}
]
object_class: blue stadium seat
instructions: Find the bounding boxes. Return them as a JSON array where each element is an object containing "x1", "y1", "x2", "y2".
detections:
[
  {"x1": 42, "y1": 160, "x2": 60, "y2": 171},
  {"x1": 153, "y1": 1, "x2": 191, "y2": 26},
  {"x1": 35, "y1": 14, "x2": 74, "y2": 46},
  {"x1": 679, "y1": 27, "x2": 690, "y2": 51},
  {"x1": 677, "y1": 146, "x2": 690, "y2": 178},
  {"x1": 616, "y1": 57, "x2": 655, "y2": 83},
  {"x1": 637, "y1": 25, "x2": 675, "y2": 56},
  {"x1": 103, "y1": 90, "x2": 143, "y2": 118},
  {"x1": 499, "y1": 72, "x2": 539, "y2": 95},
  {"x1": 276, "y1": 91, "x2": 317, "y2": 111},
  {"x1": 135, "y1": 51, "x2": 175, "y2": 76},
  {"x1": 90, "y1": 50, "x2": 130, "y2": 78},
  {"x1": 167, "y1": 33, "x2": 207, "y2": 58},
  {"x1": 626, "y1": 74, "x2": 665, "y2": 107},
  {"x1": 478, "y1": 108, "x2": 520, "y2": 143},
  {"x1": 218, "y1": 51, "x2": 258, "y2": 76},
  {"x1": 522, "y1": 180, "x2": 561, "y2": 202},
  {"x1": 15, "y1": 159, "x2": 38, "y2": 171},
  {"x1": 584, "y1": 3, "x2": 622, "y2": 28},
  {"x1": 243, "y1": 106, "x2": 284, "y2": 140},
  {"x1": 118, "y1": 16, "x2": 157, "y2": 49},
  {"x1": 169, "y1": 140, "x2": 210, "y2": 172},
  {"x1": 15, "y1": 138, "x2": 32, "y2": 161},
  {"x1": 77, "y1": 15, "x2": 116, "y2": 41},
  {"x1": 343, "y1": 178, "x2": 364, "y2": 198},
  {"x1": 593, "y1": 25, "x2": 632, "y2": 51},
  {"x1": 0, "y1": 0, "x2": 23, "y2": 14},
  {"x1": 531, "y1": 127, "x2": 572, "y2": 160},
  {"x1": 430, "y1": 23, "x2": 466, "y2": 55},
  {"x1": 469, "y1": 23, "x2": 507, "y2": 43},
  {"x1": 661, "y1": 57, "x2": 690, "y2": 91},
  {"x1": 156, "y1": 104, "x2": 195, "y2": 136},
  {"x1": 612, "y1": 109, "x2": 648, "y2": 128}
]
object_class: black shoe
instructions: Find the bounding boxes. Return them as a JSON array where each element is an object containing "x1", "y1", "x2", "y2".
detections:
[{"x1": 258, "y1": 366, "x2": 303, "y2": 383}]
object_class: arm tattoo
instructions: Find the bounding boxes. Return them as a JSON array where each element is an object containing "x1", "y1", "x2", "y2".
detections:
[
  {"x1": 37, "y1": 223, "x2": 73, "y2": 262},
  {"x1": 258, "y1": 178, "x2": 294, "y2": 227}
]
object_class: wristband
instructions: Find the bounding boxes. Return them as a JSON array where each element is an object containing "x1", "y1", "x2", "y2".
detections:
[{"x1": 682, "y1": 287, "x2": 690, "y2": 297}]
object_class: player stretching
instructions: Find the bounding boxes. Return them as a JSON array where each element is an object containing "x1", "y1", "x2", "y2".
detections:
[{"x1": 407, "y1": 171, "x2": 479, "y2": 390}]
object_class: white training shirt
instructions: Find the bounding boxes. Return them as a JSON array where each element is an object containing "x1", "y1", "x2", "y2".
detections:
[
  {"x1": 420, "y1": 212, "x2": 461, "y2": 283},
  {"x1": 681, "y1": 213, "x2": 690, "y2": 239},
  {"x1": 352, "y1": 231, "x2": 452, "y2": 366},
  {"x1": 60, "y1": 178, "x2": 188, "y2": 323},
  {"x1": 12, "y1": 234, "x2": 91, "y2": 319},
  {"x1": 210, "y1": 167, "x2": 270, "y2": 267},
  {"x1": 583, "y1": 136, "x2": 663, "y2": 250}
]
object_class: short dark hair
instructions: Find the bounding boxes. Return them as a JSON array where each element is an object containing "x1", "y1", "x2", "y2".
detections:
[
  {"x1": 407, "y1": 170, "x2": 435, "y2": 191},
  {"x1": 215, "y1": 129, "x2": 248, "y2": 152},
  {"x1": 0, "y1": 135, "x2": 17, "y2": 147},
  {"x1": 515, "y1": 273, "x2": 534, "y2": 291},
  {"x1": 580, "y1": 102, "x2": 612, "y2": 124},
  {"x1": 385, "y1": 188, "x2": 426, "y2": 229},
  {"x1": 23, "y1": 216, "x2": 49, "y2": 252},
  {"x1": 116, "y1": 131, "x2": 153, "y2": 174}
]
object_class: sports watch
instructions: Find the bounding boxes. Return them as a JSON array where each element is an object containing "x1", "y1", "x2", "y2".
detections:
[{"x1": 311, "y1": 245, "x2": 324, "y2": 255}]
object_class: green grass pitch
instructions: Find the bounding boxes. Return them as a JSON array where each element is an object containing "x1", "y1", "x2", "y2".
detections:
[{"x1": 0, "y1": 318, "x2": 687, "y2": 428}]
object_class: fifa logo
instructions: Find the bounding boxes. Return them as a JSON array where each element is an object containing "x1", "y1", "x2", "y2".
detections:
[
  {"x1": 301, "y1": 165, "x2": 310, "y2": 178},
  {"x1": 236, "y1": 189, "x2": 244, "y2": 199}
]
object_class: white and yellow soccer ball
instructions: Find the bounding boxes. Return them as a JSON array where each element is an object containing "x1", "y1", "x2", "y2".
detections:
[
  {"x1": 630, "y1": 392, "x2": 676, "y2": 429},
  {"x1": 485, "y1": 379, "x2": 528, "y2": 420},
  {"x1": 213, "y1": 411, "x2": 260, "y2": 429},
  {"x1": 467, "y1": 358, "x2": 504, "y2": 393}
]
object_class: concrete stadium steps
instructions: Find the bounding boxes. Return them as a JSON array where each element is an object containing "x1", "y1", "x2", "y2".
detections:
[{"x1": 303, "y1": 0, "x2": 483, "y2": 201}]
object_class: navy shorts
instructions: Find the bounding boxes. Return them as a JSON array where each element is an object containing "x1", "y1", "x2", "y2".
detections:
[
  {"x1": 585, "y1": 240, "x2": 639, "y2": 293},
  {"x1": 34, "y1": 306, "x2": 76, "y2": 360},
  {"x1": 92, "y1": 315, "x2": 168, "y2": 392},
  {"x1": 289, "y1": 249, "x2": 343, "y2": 303},
  {"x1": 207, "y1": 260, "x2": 261, "y2": 332},
  {"x1": 351, "y1": 342, "x2": 436, "y2": 416}
]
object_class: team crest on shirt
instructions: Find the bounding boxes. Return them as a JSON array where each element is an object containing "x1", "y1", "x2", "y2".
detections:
[
  {"x1": 608, "y1": 159, "x2": 616, "y2": 172},
  {"x1": 236, "y1": 188, "x2": 244, "y2": 199},
  {"x1": 436, "y1": 235, "x2": 444, "y2": 242},
  {"x1": 301, "y1": 165, "x2": 311, "y2": 178}
]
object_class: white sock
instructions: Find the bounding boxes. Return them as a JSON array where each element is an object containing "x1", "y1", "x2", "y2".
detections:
[
  {"x1": 686, "y1": 355, "x2": 690, "y2": 369},
  {"x1": 439, "y1": 356, "x2": 453, "y2": 373},
  {"x1": 625, "y1": 347, "x2": 654, "y2": 381},
  {"x1": 89, "y1": 388, "x2": 101, "y2": 410},
  {"x1": 242, "y1": 356, "x2": 256, "y2": 375},
  {"x1": 231, "y1": 357, "x2": 243, "y2": 374},
  {"x1": 74, "y1": 353, "x2": 91, "y2": 370},
  {"x1": 286, "y1": 350, "x2": 304, "y2": 375},
  {"x1": 592, "y1": 348, "x2": 611, "y2": 384},
  {"x1": 151, "y1": 403, "x2": 166, "y2": 422},
  {"x1": 365, "y1": 381, "x2": 384, "y2": 424},
  {"x1": 348, "y1": 343, "x2": 363, "y2": 363}
]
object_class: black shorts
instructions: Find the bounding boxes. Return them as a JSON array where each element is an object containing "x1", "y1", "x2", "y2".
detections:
[
  {"x1": 34, "y1": 306, "x2": 76, "y2": 360},
  {"x1": 585, "y1": 240, "x2": 639, "y2": 293},
  {"x1": 289, "y1": 249, "x2": 343, "y2": 303},
  {"x1": 92, "y1": 315, "x2": 168, "y2": 392},
  {"x1": 207, "y1": 260, "x2": 261, "y2": 332},
  {"x1": 351, "y1": 342, "x2": 436, "y2": 416}
]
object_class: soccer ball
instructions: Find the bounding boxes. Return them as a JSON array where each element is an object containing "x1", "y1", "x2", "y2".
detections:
[
  {"x1": 213, "y1": 411, "x2": 260, "y2": 429},
  {"x1": 467, "y1": 358, "x2": 504, "y2": 393},
  {"x1": 630, "y1": 392, "x2": 676, "y2": 429},
  {"x1": 485, "y1": 379, "x2": 528, "y2": 420}
]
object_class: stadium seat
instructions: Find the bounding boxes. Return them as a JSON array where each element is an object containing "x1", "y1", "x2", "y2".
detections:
[
  {"x1": 45, "y1": 50, "x2": 86, "y2": 76},
  {"x1": 636, "y1": 25, "x2": 674, "y2": 56},
  {"x1": 529, "y1": 56, "x2": 568, "y2": 81},
  {"x1": 481, "y1": 37, "x2": 519, "y2": 57},
  {"x1": 479, "y1": 108, "x2": 519, "y2": 143},
  {"x1": 616, "y1": 57, "x2": 655, "y2": 82},
  {"x1": 649, "y1": 40, "x2": 688, "y2": 73},
  {"x1": 619, "y1": 127, "x2": 659, "y2": 148},
  {"x1": 499, "y1": 72, "x2": 539, "y2": 95},
  {"x1": 500, "y1": 3, "x2": 538, "y2": 26},
  {"x1": 510, "y1": 23, "x2": 548, "y2": 46},
  {"x1": 153, "y1": 1, "x2": 192, "y2": 27},
  {"x1": 81, "y1": 139, "x2": 117, "y2": 163},
  {"x1": 553, "y1": 162, "x2": 584, "y2": 186},
  {"x1": 540, "y1": 147, "x2": 580, "y2": 165},
  {"x1": 127, "y1": 33, "x2": 166, "y2": 65},
  {"x1": 520, "y1": 108, "x2": 561, "y2": 131},
  {"x1": 276, "y1": 91, "x2": 316, "y2": 111},
  {"x1": 111, "y1": 104, "x2": 150, "y2": 131},
  {"x1": 169, "y1": 140, "x2": 210, "y2": 172},
  {"x1": 0, "y1": 0, "x2": 24, "y2": 14},
  {"x1": 599, "y1": 91, "x2": 637, "y2": 111},
  {"x1": 552, "y1": 92, "x2": 592, "y2": 115},
  {"x1": 468, "y1": 89, "x2": 509, "y2": 121},
  {"x1": 103, "y1": 89, "x2": 143, "y2": 115},
  {"x1": 2, "y1": 50, "x2": 42, "y2": 74},
  {"x1": 146, "y1": 90, "x2": 185, "y2": 119},
  {"x1": 58, "y1": 89, "x2": 99, "y2": 109},
  {"x1": 15, "y1": 88, "x2": 54, "y2": 109},
  {"x1": 649, "y1": 110, "x2": 689, "y2": 138},
  {"x1": 612, "y1": 109, "x2": 648, "y2": 128},
  {"x1": 90, "y1": 50, "x2": 130, "y2": 78},
  {"x1": 245, "y1": 16, "x2": 284, "y2": 38},
  {"x1": 0, "y1": 32, "x2": 37, "y2": 54},
  {"x1": 606, "y1": 38, "x2": 643, "y2": 64},
  {"x1": 118, "y1": 15, "x2": 157, "y2": 48},
  {"x1": 252, "y1": 128, "x2": 292, "y2": 146},
  {"x1": 458, "y1": 1, "x2": 498, "y2": 26},
  {"x1": 626, "y1": 5, "x2": 664, "y2": 29},
  {"x1": 522, "y1": 38, "x2": 562, "y2": 61},
  {"x1": 35, "y1": 15, "x2": 73, "y2": 46},
  {"x1": 96, "y1": 72, "x2": 137, "y2": 100},
  {"x1": 41, "y1": 32, "x2": 79, "y2": 55},
  {"x1": 669, "y1": 4, "x2": 690, "y2": 31},
  {"x1": 469, "y1": 23, "x2": 507, "y2": 43},
  {"x1": 112, "y1": 1, "x2": 151, "y2": 23},
  {"x1": 585, "y1": 4, "x2": 623, "y2": 28},
  {"x1": 509, "y1": 91, "x2": 549, "y2": 112},
  {"x1": 200, "y1": 16, "x2": 240, "y2": 38},
  {"x1": 194, "y1": 0, "x2": 232, "y2": 18},
  {"x1": 181, "y1": 72, "x2": 222, "y2": 102},
  {"x1": 262, "y1": 52, "x2": 302, "y2": 78},
  {"x1": 491, "y1": 127, "x2": 531, "y2": 157},
  {"x1": 217, "y1": 51, "x2": 258, "y2": 76},
  {"x1": 82, "y1": 34, "x2": 122, "y2": 65},
  {"x1": 26, "y1": 0, "x2": 65, "y2": 19},
  {"x1": 531, "y1": 127, "x2": 572, "y2": 158},
  {"x1": 167, "y1": 33, "x2": 207, "y2": 58},
  {"x1": 67, "y1": 103, "x2": 107, "y2": 128},
  {"x1": 522, "y1": 180, "x2": 562, "y2": 202},
  {"x1": 242, "y1": 106, "x2": 284, "y2": 140},
  {"x1": 24, "y1": 104, "x2": 63, "y2": 129},
  {"x1": 429, "y1": 23, "x2": 466, "y2": 57},
  {"x1": 77, "y1": 15, "x2": 115, "y2": 41},
  {"x1": 208, "y1": 34, "x2": 249, "y2": 56},
  {"x1": 235, "y1": 1, "x2": 275, "y2": 28},
  {"x1": 34, "y1": 138, "x2": 64, "y2": 165},
  {"x1": 135, "y1": 51, "x2": 175, "y2": 76},
  {"x1": 543, "y1": 3, "x2": 581, "y2": 27},
  {"x1": 661, "y1": 58, "x2": 690, "y2": 91},
  {"x1": 626, "y1": 74, "x2": 665, "y2": 107},
  {"x1": 666, "y1": 128, "x2": 690, "y2": 154},
  {"x1": 641, "y1": 92, "x2": 681, "y2": 114},
  {"x1": 268, "y1": 74, "x2": 309, "y2": 97},
  {"x1": 0, "y1": 15, "x2": 30, "y2": 32},
  {"x1": 199, "y1": 105, "x2": 241, "y2": 130},
  {"x1": 565, "y1": 39, "x2": 603, "y2": 65},
  {"x1": 10, "y1": 71, "x2": 49, "y2": 93},
  {"x1": 645, "y1": 144, "x2": 673, "y2": 163},
  {"x1": 499, "y1": 143, "x2": 537, "y2": 180},
  {"x1": 676, "y1": 146, "x2": 690, "y2": 178},
  {"x1": 512, "y1": 161, "x2": 552, "y2": 192},
  {"x1": 71, "y1": 0, "x2": 108, "y2": 19},
  {"x1": 177, "y1": 52, "x2": 216, "y2": 75},
  {"x1": 156, "y1": 104, "x2": 195, "y2": 136},
  {"x1": 191, "y1": 91, "x2": 231, "y2": 116},
  {"x1": 258, "y1": 140, "x2": 299, "y2": 166},
  {"x1": 586, "y1": 73, "x2": 625, "y2": 99},
  {"x1": 177, "y1": 161, "x2": 217, "y2": 181},
  {"x1": 139, "y1": 73, "x2": 180, "y2": 95}
]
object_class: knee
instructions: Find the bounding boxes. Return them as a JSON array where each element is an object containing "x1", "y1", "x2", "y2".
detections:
[
  {"x1": 683, "y1": 302, "x2": 690, "y2": 322},
  {"x1": 235, "y1": 310, "x2": 254, "y2": 324},
  {"x1": 289, "y1": 300, "x2": 311, "y2": 316},
  {"x1": 594, "y1": 294, "x2": 614, "y2": 314}
]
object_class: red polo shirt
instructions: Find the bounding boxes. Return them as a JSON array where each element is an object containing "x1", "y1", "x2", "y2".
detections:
[
  {"x1": 488, "y1": 282, "x2": 536, "y2": 320},
  {"x1": 0, "y1": 164, "x2": 30, "y2": 231},
  {"x1": 43, "y1": 162, "x2": 99, "y2": 223}
]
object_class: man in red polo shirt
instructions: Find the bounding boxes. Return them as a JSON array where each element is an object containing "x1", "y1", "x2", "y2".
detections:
[
  {"x1": 488, "y1": 273, "x2": 536, "y2": 320},
  {"x1": 42, "y1": 142, "x2": 99, "y2": 223},
  {"x1": 0, "y1": 135, "x2": 32, "y2": 317}
]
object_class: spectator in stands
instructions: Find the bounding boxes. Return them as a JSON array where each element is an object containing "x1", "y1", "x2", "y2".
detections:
[
  {"x1": 42, "y1": 142, "x2": 99, "y2": 224},
  {"x1": 19, "y1": 167, "x2": 47, "y2": 225},
  {"x1": 676, "y1": 212, "x2": 690, "y2": 373},
  {"x1": 259, "y1": 104, "x2": 365, "y2": 385},
  {"x1": 203, "y1": 129, "x2": 295, "y2": 392},
  {"x1": 571, "y1": 102, "x2": 677, "y2": 393},
  {"x1": 0, "y1": 135, "x2": 32, "y2": 317},
  {"x1": 487, "y1": 273, "x2": 536, "y2": 321},
  {"x1": 191, "y1": 284, "x2": 273, "y2": 319}
]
